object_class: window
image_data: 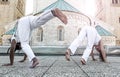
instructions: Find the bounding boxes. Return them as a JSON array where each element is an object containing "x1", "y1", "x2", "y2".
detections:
[
  {"x1": 112, "y1": 0, "x2": 119, "y2": 4},
  {"x1": 0, "y1": 0, "x2": 9, "y2": 4},
  {"x1": 78, "y1": 28, "x2": 81, "y2": 35},
  {"x1": 59, "y1": 29, "x2": 63, "y2": 41},
  {"x1": 57, "y1": 26, "x2": 64, "y2": 41},
  {"x1": 36, "y1": 28, "x2": 43, "y2": 42},
  {"x1": 119, "y1": 17, "x2": 120, "y2": 23},
  {"x1": 2, "y1": 0, "x2": 8, "y2": 2}
]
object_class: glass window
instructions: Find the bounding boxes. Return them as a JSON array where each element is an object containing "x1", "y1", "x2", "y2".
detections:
[
  {"x1": 78, "y1": 28, "x2": 81, "y2": 35},
  {"x1": 112, "y1": 0, "x2": 119, "y2": 4},
  {"x1": 119, "y1": 17, "x2": 120, "y2": 23},
  {"x1": 1, "y1": 0, "x2": 9, "y2": 4},
  {"x1": 57, "y1": 26, "x2": 64, "y2": 41},
  {"x1": 36, "y1": 28, "x2": 43, "y2": 42}
]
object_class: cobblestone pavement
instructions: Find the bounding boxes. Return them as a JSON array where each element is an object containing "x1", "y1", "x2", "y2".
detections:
[{"x1": 0, "y1": 55, "x2": 120, "y2": 77}]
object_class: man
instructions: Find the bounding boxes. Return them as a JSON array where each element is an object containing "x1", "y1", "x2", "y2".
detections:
[
  {"x1": 65, "y1": 26, "x2": 107, "y2": 65},
  {"x1": 3, "y1": 8, "x2": 67, "y2": 68}
]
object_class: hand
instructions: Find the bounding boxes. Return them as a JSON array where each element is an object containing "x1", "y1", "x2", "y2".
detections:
[
  {"x1": 2, "y1": 63, "x2": 13, "y2": 66},
  {"x1": 19, "y1": 59, "x2": 26, "y2": 63},
  {"x1": 92, "y1": 58, "x2": 97, "y2": 61}
]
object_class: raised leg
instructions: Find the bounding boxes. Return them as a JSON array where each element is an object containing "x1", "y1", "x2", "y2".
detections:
[{"x1": 52, "y1": 8, "x2": 67, "y2": 24}]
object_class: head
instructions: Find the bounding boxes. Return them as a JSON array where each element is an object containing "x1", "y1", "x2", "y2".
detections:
[{"x1": 15, "y1": 42, "x2": 22, "y2": 50}]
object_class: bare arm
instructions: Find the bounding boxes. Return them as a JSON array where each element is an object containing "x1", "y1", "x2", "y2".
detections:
[
  {"x1": 99, "y1": 40, "x2": 107, "y2": 62},
  {"x1": 91, "y1": 46, "x2": 97, "y2": 61},
  {"x1": 19, "y1": 54, "x2": 27, "y2": 62},
  {"x1": 2, "y1": 39, "x2": 16, "y2": 66}
]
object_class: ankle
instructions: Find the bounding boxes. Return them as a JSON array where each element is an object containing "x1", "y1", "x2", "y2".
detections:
[
  {"x1": 67, "y1": 49, "x2": 71, "y2": 54},
  {"x1": 32, "y1": 57, "x2": 38, "y2": 62},
  {"x1": 51, "y1": 9, "x2": 56, "y2": 17}
]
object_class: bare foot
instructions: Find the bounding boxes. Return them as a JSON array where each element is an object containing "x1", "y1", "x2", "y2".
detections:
[
  {"x1": 30, "y1": 58, "x2": 39, "y2": 68},
  {"x1": 53, "y1": 8, "x2": 67, "y2": 24},
  {"x1": 81, "y1": 58, "x2": 86, "y2": 65},
  {"x1": 65, "y1": 49, "x2": 71, "y2": 61},
  {"x1": 65, "y1": 52, "x2": 70, "y2": 61}
]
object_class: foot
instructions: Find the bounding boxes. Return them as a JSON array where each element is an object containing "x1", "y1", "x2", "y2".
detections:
[
  {"x1": 53, "y1": 8, "x2": 68, "y2": 24},
  {"x1": 65, "y1": 49, "x2": 70, "y2": 61},
  {"x1": 30, "y1": 58, "x2": 39, "y2": 68},
  {"x1": 81, "y1": 58, "x2": 86, "y2": 65}
]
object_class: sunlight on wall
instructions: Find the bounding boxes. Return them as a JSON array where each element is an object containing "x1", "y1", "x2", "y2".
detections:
[
  {"x1": 25, "y1": 0, "x2": 96, "y2": 17},
  {"x1": 25, "y1": 0, "x2": 33, "y2": 15},
  {"x1": 85, "y1": 0, "x2": 96, "y2": 17}
]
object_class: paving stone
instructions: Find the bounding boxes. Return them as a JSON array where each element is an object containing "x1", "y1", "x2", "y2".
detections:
[
  {"x1": 2, "y1": 67, "x2": 48, "y2": 77},
  {"x1": 0, "y1": 56, "x2": 120, "y2": 77},
  {"x1": 44, "y1": 67, "x2": 88, "y2": 77}
]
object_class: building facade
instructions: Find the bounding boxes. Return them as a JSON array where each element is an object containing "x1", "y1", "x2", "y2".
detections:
[
  {"x1": 95, "y1": 0, "x2": 120, "y2": 45},
  {"x1": 0, "y1": 0, "x2": 26, "y2": 45},
  {"x1": 1, "y1": 0, "x2": 116, "y2": 46},
  {"x1": 0, "y1": 0, "x2": 25, "y2": 35},
  {"x1": 31, "y1": 0, "x2": 116, "y2": 46},
  {"x1": 32, "y1": 0, "x2": 91, "y2": 46}
]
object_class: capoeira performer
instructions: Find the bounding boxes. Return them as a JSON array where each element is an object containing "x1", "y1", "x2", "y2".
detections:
[
  {"x1": 3, "y1": 8, "x2": 67, "y2": 68},
  {"x1": 65, "y1": 25, "x2": 107, "y2": 65}
]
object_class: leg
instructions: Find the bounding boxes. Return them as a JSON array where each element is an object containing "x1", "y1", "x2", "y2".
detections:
[
  {"x1": 81, "y1": 45, "x2": 93, "y2": 65},
  {"x1": 52, "y1": 8, "x2": 67, "y2": 24},
  {"x1": 81, "y1": 27, "x2": 96, "y2": 64},
  {"x1": 17, "y1": 18, "x2": 39, "y2": 68},
  {"x1": 65, "y1": 37, "x2": 81, "y2": 61},
  {"x1": 33, "y1": 8, "x2": 67, "y2": 28},
  {"x1": 2, "y1": 39, "x2": 16, "y2": 66},
  {"x1": 21, "y1": 43, "x2": 39, "y2": 68},
  {"x1": 65, "y1": 26, "x2": 87, "y2": 61}
]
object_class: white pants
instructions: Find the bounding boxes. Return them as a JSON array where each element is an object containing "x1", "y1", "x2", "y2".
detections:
[
  {"x1": 17, "y1": 10, "x2": 54, "y2": 61},
  {"x1": 69, "y1": 26, "x2": 101, "y2": 62}
]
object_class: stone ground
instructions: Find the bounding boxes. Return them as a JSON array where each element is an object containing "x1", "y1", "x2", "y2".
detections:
[{"x1": 0, "y1": 55, "x2": 120, "y2": 77}]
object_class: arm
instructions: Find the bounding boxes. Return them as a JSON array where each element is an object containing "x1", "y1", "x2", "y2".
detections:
[
  {"x1": 2, "y1": 39, "x2": 16, "y2": 66},
  {"x1": 19, "y1": 54, "x2": 27, "y2": 62},
  {"x1": 99, "y1": 40, "x2": 107, "y2": 62},
  {"x1": 91, "y1": 46, "x2": 97, "y2": 61},
  {"x1": 7, "y1": 47, "x2": 11, "y2": 54}
]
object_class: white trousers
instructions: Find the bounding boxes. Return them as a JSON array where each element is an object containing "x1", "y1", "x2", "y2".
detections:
[
  {"x1": 69, "y1": 26, "x2": 100, "y2": 62},
  {"x1": 17, "y1": 10, "x2": 54, "y2": 61}
]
